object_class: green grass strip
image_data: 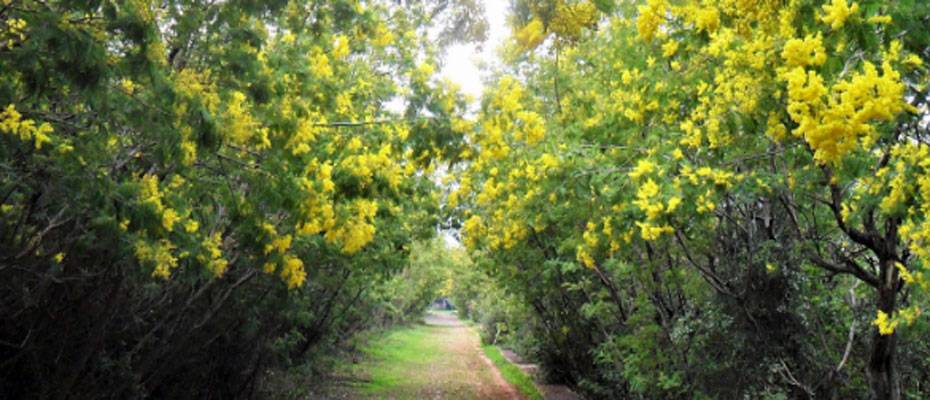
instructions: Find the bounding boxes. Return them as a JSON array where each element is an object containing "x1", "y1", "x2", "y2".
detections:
[
  {"x1": 480, "y1": 344, "x2": 544, "y2": 400},
  {"x1": 357, "y1": 325, "x2": 441, "y2": 395}
]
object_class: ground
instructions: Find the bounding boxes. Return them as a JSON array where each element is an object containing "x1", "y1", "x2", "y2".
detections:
[
  {"x1": 296, "y1": 310, "x2": 581, "y2": 400},
  {"x1": 347, "y1": 310, "x2": 523, "y2": 399}
]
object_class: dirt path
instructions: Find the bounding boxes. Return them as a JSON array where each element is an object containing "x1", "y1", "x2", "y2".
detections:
[
  {"x1": 420, "y1": 312, "x2": 523, "y2": 399},
  {"x1": 349, "y1": 311, "x2": 524, "y2": 399}
]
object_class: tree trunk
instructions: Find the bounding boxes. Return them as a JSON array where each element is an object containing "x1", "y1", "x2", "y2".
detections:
[{"x1": 868, "y1": 261, "x2": 900, "y2": 400}]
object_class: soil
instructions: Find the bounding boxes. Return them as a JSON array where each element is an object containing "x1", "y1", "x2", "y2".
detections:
[
  {"x1": 304, "y1": 311, "x2": 581, "y2": 400},
  {"x1": 418, "y1": 311, "x2": 523, "y2": 400}
]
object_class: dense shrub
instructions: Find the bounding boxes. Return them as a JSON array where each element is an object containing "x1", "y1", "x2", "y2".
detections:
[{"x1": 0, "y1": 1, "x2": 481, "y2": 398}]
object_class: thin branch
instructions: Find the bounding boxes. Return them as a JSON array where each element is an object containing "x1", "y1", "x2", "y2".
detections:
[
  {"x1": 809, "y1": 255, "x2": 878, "y2": 287},
  {"x1": 312, "y1": 116, "x2": 437, "y2": 128}
]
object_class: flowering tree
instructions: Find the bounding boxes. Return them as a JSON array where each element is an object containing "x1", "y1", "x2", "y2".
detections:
[
  {"x1": 454, "y1": 0, "x2": 929, "y2": 398},
  {"x1": 0, "y1": 0, "x2": 480, "y2": 396}
]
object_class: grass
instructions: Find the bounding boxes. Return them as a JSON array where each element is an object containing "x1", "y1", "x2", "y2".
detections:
[
  {"x1": 345, "y1": 313, "x2": 539, "y2": 399},
  {"x1": 356, "y1": 324, "x2": 442, "y2": 395},
  {"x1": 480, "y1": 344, "x2": 544, "y2": 400}
]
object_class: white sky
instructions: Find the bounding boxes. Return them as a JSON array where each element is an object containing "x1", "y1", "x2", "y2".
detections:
[{"x1": 439, "y1": 0, "x2": 509, "y2": 109}]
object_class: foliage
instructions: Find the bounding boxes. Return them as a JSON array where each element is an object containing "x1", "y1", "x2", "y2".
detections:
[
  {"x1": 0, "y1": 0, "x2": 483, "y2": 398},
  {"x1": 481, "y1": 343, "x2": 544, "y2": 400},
  {"x1": 371, "y1": 238, "x2": 461, "y2": 326},
  {"x1": 452, "y1": 0, "x2": 930, "y2": 398},
  {"x1": 4, "y1": 0, "x2": 930, "y2": 398},
  {"x1": 356, "y1": 324, "x2": 444, "y2": 396}
]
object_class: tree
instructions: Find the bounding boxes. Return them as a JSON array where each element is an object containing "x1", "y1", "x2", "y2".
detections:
[
  {"x1": 0, "y1": 0, "x2": 481, "y2": 397},
  {"x1": 453, "y1": 0, "x2": 929, "y2": 398}
]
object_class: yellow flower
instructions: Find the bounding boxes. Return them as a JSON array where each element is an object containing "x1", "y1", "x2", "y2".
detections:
[
  {"x1": 904, "y1": 54, "x2": 923, "y2": 67},
  {"x1": 661, "y1": 40, "x2": 679, "y2": 57},
  {"x1": 636, "y1": 0, "x2": 667, "y2": 43},
  {"x1": 162, "y1": 208, "x2": 180, "y2": 231},
  {"x1": 266, "y1": 234, "x2": 293, "y2": 255},
  {"x1": 666, "y1": 196, "x2": 682, "y2": 213},
  {"x1": 867, "y1": 15, "x2": 892, "y2": 25},
  {"x1": 576, "y1": 245, "x2": 595, "y2": 268},
  {"x1": 781, "y1": 33, "x2": 826, "y2": 67},
  {"x1": 223, "y1": 91, "x2": 260, "y2": 146},
  {"x1": 372, "y1": 23, "x2": 394, "y2": 47},
  {"x1": 538, "y1": 153, "x2": 559, "y2": 170},
  {"x1": 53, "y1": 252, "x2": 65, "y2": 263},
  {"x1": 690, "y1": 6, "x2": 719, "y2": 33},
  {"x1": 820, "y1": 0, "x2": 859, "y2": 30},
  {"x1": 57, "y1": 142, "x2": 74, "y2": 153},
  {"x1": 180, "y1": 140, "x2": 197, "y2": 165},
  {"x1": 0, "y1": 104, "x2": 55, "y2": 149},
  {"x1": 515, "y1": 19, "x2": 546, "y2": 50},
  {"x1": 280, "y1": 255, "x2": 306, "y2": 288},
  {"x1": 119, "y1": 79, "x2": 135, "y2": 94},
  {"x1": 263, "y1": 261, "x2": 277, "y2": 274},
  {"x1": 895, "y1": 262, "x2": 915, "y2": 284},
  {"x1": 309, "y1": 48, "x2": 333, "y2": 78},
  {"x1": 347, "y1": 136, "x2": 363, "y2": 151},
  {"x1": 199, "y1": 232, "x2": 227, "y2": 277},
  {"x1": 583, "y1": 222, "x2": 599, "y2": 248},
  {"x1": 873, "y1": 310, "x2": 897, "y2": 335},
  {"x1": 633, "y1": 179, "x2": 665, "y2": 219},
  {"x1": 635, "y1": 221, "x2": 672, "y2": 241},
  {"x1": 629, "y1": 159, "x2": 656, "y2": 179},
  {"x1": 136, "y1": 239, "x2": 178, "y2": 279},
  {"x1": 332, "y1": 35, "x2": 350, "y2": 59},
  {"x1": 899, "y1": 305, "x2": 921, "y2": 325}
]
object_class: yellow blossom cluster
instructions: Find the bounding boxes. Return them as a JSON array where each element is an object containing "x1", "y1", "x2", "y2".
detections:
[
  {"x1": 894, "y1": 145, "x2": 930, "y2": 296},
  {"x1": 324, "y1": 199, "x2": 378, "y2": 254},
  {"x1": 515, "y1": 19, "x2": 546, "y2": 50},
  {"x1": 135, "y1": 239, "x2": 178, "y2": 279},
  {"x1": 309, "y1": 48, "x2": 333, "y2": 78},
  {"x1": 224, "y1": 91, "x2": 270, "y2": 148},
  {"x1": 371, "y1": 22, "x2": 394, "y2": 47},
  {"x1": 0, "y1": 105, "x2": 53, "y2": 149},
  {"x1": 332, "y1": 35, "x2": 350, "y2": 59},
  {"x1": 873, "y1": 305, "x2": 921, "y2": 336},
  {"x1": 820, "y1": 0, "x2": 859, "y2": 30},
  {"x1": 133, "y1": 173, "x2": 226, "y2": 278},
  {"x1": 296, "y1": 160, "x2": 337, "y2": 236},
  {"x1": 289, "y1": 115, "x2": 326, "y2": 155},
  {"x1": 340, "y1": 143, "x2": 403, "y2": 189},
  {"x1": 781, "y1": 34, "x2": 826, "y2": 67},
  {"x1": 549, "y1": 1, "x2": 598, "y2": 40},
  {"x1": 455, "y1": 74, "x2": 567, "y2": 253},
  {"x1": 260, "y1": 222, "x2": 305, "y2": 288},
  {"x1": 280, "y1": 256, "x2": 306, "y2": 289},
  {"x1": 873, "y1": 310, "x2": 897, "y2": 336},
  {"x1": 2, "y1": 17, "x2": 27, "y2": 49},
  {"x1": 199, "y1": 232, "x2": 229, "y2": 277},
  {"x1": 139, "y1": 174, "x2": 180, "y2": 232},
  {"x1": 631, "y1": 179, "x2": 676, "y2": 241},
  {"x1": 782, "y1": 59, "x2": 909, "y2": 164},
  {"x1": 636, "y1": 0, "x2": 667, "y2": 43}
]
